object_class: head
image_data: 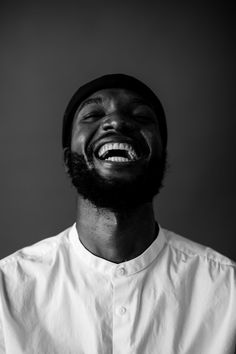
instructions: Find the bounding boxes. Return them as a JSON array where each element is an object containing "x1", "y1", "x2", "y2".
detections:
[{"x1": 63, "y1": 74, "x2": 167, "y2": 210}]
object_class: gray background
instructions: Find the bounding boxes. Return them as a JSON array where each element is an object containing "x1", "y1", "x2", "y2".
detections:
[{"x1": 0, "y1": 1, "x2": 235, "y2": 260}]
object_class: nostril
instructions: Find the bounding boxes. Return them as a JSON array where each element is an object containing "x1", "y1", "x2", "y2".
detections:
[
  {"x1": 101, "y1": 119, "x2": 114, "y2": 130},
  {"x1": 102, "y1": 120, "x2": 115, "y2": 131},
  {"x1": 102, "y1": 113, "x2": 133, "y2": 132}
]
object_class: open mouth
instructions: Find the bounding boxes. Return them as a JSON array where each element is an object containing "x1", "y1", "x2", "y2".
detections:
[{"x1": 95, "y1": 142, "x2": 143, "y2": 163}]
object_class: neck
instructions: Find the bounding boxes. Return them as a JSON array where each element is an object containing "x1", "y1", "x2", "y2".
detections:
[{"x1": 75, "y1": 197, "x2": 158, "y2": 263}]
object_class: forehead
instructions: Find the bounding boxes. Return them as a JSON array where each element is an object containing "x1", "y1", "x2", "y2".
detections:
[{"x1": 78, "y1": 88, "x2": 154, "y2": 110}]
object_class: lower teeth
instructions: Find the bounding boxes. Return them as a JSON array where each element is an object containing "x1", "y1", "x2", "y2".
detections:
[{"x1": 106, "y1": 156, "x2": 130, "y2": 162}]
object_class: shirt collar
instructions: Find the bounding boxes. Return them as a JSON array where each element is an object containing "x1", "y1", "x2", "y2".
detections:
[{"x1": 69, "y1": 223, "x2": 166, "y2": 277}]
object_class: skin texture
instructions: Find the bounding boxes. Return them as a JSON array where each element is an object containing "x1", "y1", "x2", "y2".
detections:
[{"x1": 70, "y1": 88, "x2": 163, "y2": 263}]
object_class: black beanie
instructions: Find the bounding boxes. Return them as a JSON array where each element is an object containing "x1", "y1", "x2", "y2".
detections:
[{"x1": 62, "y1": 73, "x2": 167, "y2": 150}]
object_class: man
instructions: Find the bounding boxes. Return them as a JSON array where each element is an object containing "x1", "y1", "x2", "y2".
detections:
[{"x1": 0, "y1": 74, "x2": 235, "y2": 353}]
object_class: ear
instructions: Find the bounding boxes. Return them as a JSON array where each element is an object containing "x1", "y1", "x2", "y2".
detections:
[{"x1": 63, "y1": 147, "x2": 70, "y2": 174}]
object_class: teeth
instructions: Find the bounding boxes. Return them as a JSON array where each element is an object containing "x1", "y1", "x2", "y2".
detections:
[
  {"x1": 98, "y1": 142, "x2": 138, "y2": 160},
  {"x1": 107, "y1": 157, "x2": 130, "y2": 162}
]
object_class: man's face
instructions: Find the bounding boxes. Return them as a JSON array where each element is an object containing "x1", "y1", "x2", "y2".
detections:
[{"x1": 66, "y1": 88, "x2": 166, "y2": 209}]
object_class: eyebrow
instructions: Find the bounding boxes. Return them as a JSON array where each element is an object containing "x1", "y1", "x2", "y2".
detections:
[
  {"x1": 129, "y1": 97, "x2": 153, "y2": 108},
  {"x1": 78, "y1": 97, "x2": 104, "y2": 111}
]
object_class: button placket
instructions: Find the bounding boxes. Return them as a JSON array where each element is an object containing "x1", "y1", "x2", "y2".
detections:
[
  {"x1": 114, "y1": 267, "x2": 128, "y2": 318},
  {"x1": 113, "y1": 267, "x2": 129, "y2": 319},
  {"x1": 112, "y1": 270, "x2": 131, "y2": 353}
]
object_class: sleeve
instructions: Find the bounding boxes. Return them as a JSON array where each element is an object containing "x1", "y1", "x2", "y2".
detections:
[
  {"x1": 0, "y1": 269, "x2": 6, "y2": 354},
  {"x1": 0, "y1": 317, "x2": 6, "y2": 354}
]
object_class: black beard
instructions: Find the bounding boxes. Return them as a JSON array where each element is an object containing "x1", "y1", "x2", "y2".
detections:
[{"x1": 65, "y1": 149, "x2": 167, "y2": 210}]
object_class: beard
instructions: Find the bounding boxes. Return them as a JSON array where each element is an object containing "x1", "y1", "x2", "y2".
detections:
[{"x1": 65, "y1": 148, "x2": 167, "y2": 210}]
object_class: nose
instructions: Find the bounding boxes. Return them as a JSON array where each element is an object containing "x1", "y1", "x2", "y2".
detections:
[{"x1": 101, "y1": 110, "x2": 134, "y2": 133}]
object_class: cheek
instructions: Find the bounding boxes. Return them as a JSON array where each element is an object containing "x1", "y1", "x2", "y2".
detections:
[
  {"x1": 70, "y1": 126, "x2": 88, "y2": 153},
  {"x1": 144, "y1": 128, "x2": 163, "y2": 156}
]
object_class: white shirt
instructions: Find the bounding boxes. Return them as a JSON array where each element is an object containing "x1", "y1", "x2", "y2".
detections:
[{"x1": 0, "y1": 224, "x2": 235, "y2": 354}]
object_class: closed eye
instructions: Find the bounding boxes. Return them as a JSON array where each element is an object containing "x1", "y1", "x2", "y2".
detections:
[
  {"x1": 132, "y1": 105, "x2": 156, "y2": 123},
  {"x1": 132, "y1": 112, "x2": 155, "y2": 124},
  {"x1": 81, "y1": 110, "x2": 105, "y2": 122}
]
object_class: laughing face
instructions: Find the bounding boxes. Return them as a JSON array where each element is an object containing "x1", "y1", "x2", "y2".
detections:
[{"x1": 65, "y1": 88, "x2": 167, "y2": 209}]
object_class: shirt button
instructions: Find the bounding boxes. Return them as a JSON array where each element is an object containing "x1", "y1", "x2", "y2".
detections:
[
  {"x1": 119, "y1": 306, "x2": 127, "y2": 315},
  {"x1": 117, "y1": 267, "x2": 126, "y2": 276}
]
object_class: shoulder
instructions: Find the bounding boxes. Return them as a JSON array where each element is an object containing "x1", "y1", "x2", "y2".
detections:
[
  {"x1": 0, "y1": 225, "x2": 73, "y2": 275},
  {"x1": 160, "y1": 228, "x2": 236, "y2": 299},
  {"x1": 161, "y1": 227, "x2": 236, "y2": 268}
]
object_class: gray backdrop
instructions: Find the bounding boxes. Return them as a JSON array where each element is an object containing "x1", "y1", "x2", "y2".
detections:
[{"x1": 1, "y1": 1, "x2": 235, "y2": 260}]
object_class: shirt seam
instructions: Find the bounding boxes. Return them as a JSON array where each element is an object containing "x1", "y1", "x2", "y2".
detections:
[
  {"x1": 0, "y1": 235, "x2": 66, "y2": 269},
  {"x1": 166, "y1": 240, "x2": 236, "y2": 268}
]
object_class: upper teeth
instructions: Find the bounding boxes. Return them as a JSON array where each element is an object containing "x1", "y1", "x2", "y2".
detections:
[{"x1": 98, "y1": 142, "x2": 138, "y2": 160}]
